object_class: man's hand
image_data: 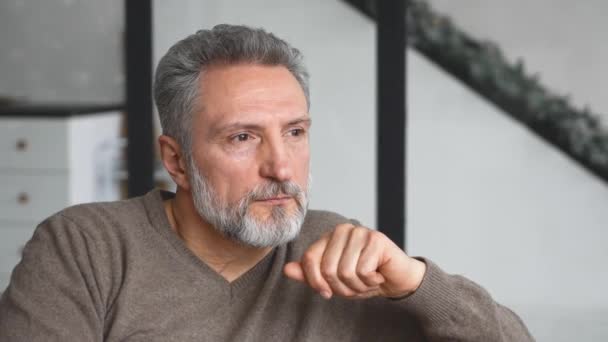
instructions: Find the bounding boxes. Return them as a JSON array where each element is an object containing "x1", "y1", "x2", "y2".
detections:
[{"x1": 283, "y1": 223, "x2": 427, "y2": 300}]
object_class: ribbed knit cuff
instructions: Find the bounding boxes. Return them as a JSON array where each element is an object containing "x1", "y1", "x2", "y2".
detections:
[{"x1": 390, "y1": 257, "x2": 461, "y2": 324}]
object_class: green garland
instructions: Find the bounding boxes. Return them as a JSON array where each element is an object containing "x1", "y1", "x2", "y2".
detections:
[{"x1": 347, "y1": 0, "x2": 608, "y2": 183}]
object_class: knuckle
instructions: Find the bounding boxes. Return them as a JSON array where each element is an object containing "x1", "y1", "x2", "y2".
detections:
[
  {"x1": 356, "y1": 268, "x2": 371, "y2": 280},
  {"x1": 357, "y1": 262, "x2": 376, "y2": 277},
  {"x1": 302, "y1": 251, "x2": 316, "y2": 265},
  {"x1": 369, "y1": 231, "x2": 386, "y2": 244},
  {"x1": 334, "y1": 223, "x2": 354, "y2": 234},
  {"x1": 308, "y1": 276, "x2": 325, "y2": 291},
  {"x1": 321, "y1": 267, "x2": 337, "y2": 281},
  {"x1": 352, "y1": 226, "x2": 369, "y2": 238},
  {"x1": 337, "y1": 269, "x2": 354, "y2": 282},
  {"x1": 357, "y1": 271, "x2": 378, "y2": 286}
]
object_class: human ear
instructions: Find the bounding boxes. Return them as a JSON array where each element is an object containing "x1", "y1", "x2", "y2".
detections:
[{"x1": 158, "y1": 135, "x2": 191, "y2": 190}]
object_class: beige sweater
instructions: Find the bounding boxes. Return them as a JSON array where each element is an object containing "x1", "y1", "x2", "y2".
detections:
[{"x1": 0, "y1": 190, "x2": 533, "y2": 341}]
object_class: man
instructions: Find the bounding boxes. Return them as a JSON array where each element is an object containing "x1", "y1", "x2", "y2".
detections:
[{"x1": 0, "y1": 25, "x2": 533, "y2": 341}]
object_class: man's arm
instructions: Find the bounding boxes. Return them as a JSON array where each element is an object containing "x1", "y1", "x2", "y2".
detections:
[
  {"x1": 0, "y1": 214, "x2": 104, "y2": 341},
  {"x1": 283, "y1": 223, "x2": 534, "y2": 341},
  {"x1": 389, "y1": 258, "x2": 534, "y2": 341}
]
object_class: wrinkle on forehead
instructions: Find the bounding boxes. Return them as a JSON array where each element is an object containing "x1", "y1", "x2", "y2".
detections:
[{"x1": 194, "y1": 63, "x2": 308, "y2": 137}]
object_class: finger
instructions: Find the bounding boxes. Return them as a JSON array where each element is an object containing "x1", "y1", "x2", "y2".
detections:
[
  {"x1": 356, "y1": 231, "x2": 387, "y2": 287},
  {"x1": 300, "y1": 234, "x2": 333, "y2": 297},
  {"x1": 337, "y1": 227, "x2": 375, "y2": 292},
  {"x1": 321, "y1": 224, "x2": 358, "y2": 297},
  {"x1": 350, "y1": 287, "x2": 382, "y2": 300},
  {"x1": 283, "y1": 261, "x2": 306, "y2": 283}
]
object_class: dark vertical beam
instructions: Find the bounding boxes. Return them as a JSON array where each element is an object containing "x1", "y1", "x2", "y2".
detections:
[
  {"x1": 125, "y1": 0, "x2": 155, "y2": 197},
  {"x1": 377, "y1": 0, "x2": 407, "y2": 249}
]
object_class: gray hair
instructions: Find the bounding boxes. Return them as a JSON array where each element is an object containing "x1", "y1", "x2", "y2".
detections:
[{"x1": 153, "y1": 24, "x2": 310, "y2": 153}]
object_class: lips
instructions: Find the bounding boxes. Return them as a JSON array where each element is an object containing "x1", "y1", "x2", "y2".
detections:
[{"x1": 256, "y1": 196, "x2": 293, "y2": 203}]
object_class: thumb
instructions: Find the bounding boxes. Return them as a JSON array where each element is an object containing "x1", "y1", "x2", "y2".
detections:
[{"x1": 283, "y1": 261, "x2": 306, "y2": 283}]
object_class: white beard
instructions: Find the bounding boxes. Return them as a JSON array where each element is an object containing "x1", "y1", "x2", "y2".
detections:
[{"x1": 188, "y1": 159, "x2": 310, "y2": 248}]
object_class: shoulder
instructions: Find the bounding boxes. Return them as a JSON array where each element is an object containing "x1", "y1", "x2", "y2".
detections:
[
  {"x1": 19, "y1": 193, "x2": 160, "y2": 295},
  {"x1": 56, "y1": 195, "x2": 149, "y2": 231},
  {"x1": 33, "y1": 191, "x2": 159, "y2": 250}
]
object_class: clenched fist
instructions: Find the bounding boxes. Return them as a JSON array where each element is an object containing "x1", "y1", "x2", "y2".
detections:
[{"x1": 284, "y1": 223, "x2": 427, "y2": 300}]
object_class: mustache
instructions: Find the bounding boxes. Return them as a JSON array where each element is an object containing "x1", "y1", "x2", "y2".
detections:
[
  {"x1": 239, "y1": 181, "x2": 305, "y2": 208},
  {"x1": 251, "y1": 181, "x2": 302, "y2": 200}
]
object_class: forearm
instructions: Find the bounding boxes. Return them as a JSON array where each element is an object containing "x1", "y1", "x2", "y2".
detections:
[{"x1": 393, "y1": 258, "x2": 534, "y2": 342}]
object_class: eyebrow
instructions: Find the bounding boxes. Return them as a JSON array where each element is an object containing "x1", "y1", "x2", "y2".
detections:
[{"x1": 213, "y1": 116, "x2": 312, "y2": 134}]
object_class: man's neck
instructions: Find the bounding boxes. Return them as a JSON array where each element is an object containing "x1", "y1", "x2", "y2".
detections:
[{"x1": 164, "y1": 189, "x2": 273, "y2": 283}]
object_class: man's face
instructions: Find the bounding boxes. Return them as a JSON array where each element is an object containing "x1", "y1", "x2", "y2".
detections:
[{"x1": 188, "y1": 63, "x2": 311, "y2": 247}]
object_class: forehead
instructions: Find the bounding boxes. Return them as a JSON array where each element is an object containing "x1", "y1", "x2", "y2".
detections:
[{"x1": 196, "y1": 63, "x2": 308, "y2": 133}]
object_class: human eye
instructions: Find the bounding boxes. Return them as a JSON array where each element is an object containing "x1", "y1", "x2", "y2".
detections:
[
  {"x1": 287, "y1": 128, "x2": 306, "y2": 137},
  {"x1": 230, "y1": 132, "x2": 255, "y2": 143}
]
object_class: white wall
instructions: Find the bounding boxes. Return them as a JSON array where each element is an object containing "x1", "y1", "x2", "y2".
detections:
[
  {"x1": 408, "y1": 50, "x2": 608, "y2": 341},
  {"x1": 412, "y1": 2, "x2": 608, "y2": 340}
]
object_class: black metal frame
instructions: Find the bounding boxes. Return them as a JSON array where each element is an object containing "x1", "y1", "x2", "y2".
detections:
[
  {"x1": 125, "y1": 0, "x2": 155, "y2": 197},
  {"x1": 376, "y1": 1, "x2": 407, "y2": 249}
]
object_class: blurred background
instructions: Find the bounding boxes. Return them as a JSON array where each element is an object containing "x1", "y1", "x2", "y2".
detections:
[{"x1": 1, "y1": 0, "x2": 607, "y2": 340}]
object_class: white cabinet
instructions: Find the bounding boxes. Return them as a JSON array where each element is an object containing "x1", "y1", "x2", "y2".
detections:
[
  {"x1": 0, "y1": 109, "x2": 121, "y2": 291},
  {"x1": 0, "y1": 119, "x2": 69, "y2": 169},
  {"x1": 0, "y1": 173, "x2": 69, "y2": 221}
]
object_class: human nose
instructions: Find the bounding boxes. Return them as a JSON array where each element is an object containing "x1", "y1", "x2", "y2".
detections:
[{"x1": 259, "y1": 136, "x2": 293, "y2": 182}]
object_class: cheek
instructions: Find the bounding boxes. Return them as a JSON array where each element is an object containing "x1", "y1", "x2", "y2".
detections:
[
  {"x1": 224, "y1": 144, "x2": 258, "y2": 161},
  {"x1": 300, "y1": 150, "x2": 310, "y2": 173},
  {"x1": 203, "y1": 143, "x2": 258, "y2": 173},
  {"x1": 290, "y1": 143, "x2": 310, "y2": 183},
  {"x1": 202, "y1": 149, "x2": 260, "y2": 199}
]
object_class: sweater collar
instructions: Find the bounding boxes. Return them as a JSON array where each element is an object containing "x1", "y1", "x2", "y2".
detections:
[{"x1": 141, "y1": 189, "x2": 281, "y2": 297}]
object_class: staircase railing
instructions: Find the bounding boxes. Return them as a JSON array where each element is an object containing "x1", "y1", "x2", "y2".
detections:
[{"x1": 345, "y1": 0, "x2": 608, "y2": 184}]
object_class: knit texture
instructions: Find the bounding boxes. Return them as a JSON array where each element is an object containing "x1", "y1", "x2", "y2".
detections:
[{"x1": 0, "y1": 190, "x2": 534, "y2": 341}]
